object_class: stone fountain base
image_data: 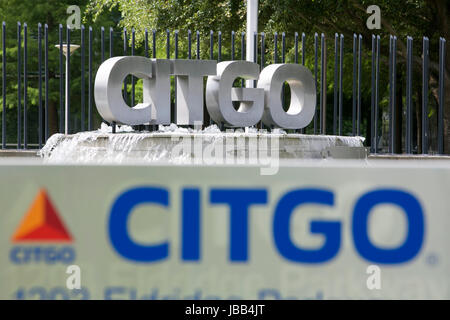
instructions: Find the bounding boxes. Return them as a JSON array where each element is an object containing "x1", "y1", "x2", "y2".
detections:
[{"x1": 39, "y1": 125, "x2": 366, "y2": 164}]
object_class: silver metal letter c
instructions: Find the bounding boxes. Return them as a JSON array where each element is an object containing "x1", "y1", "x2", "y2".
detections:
[{"x1": 94, "y1": 56, "x2": 153, "y2": 125}]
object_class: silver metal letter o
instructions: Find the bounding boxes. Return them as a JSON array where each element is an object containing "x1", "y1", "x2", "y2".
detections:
[{"x1": 257, "y1": 64, "x2": 316, "y2": 129}]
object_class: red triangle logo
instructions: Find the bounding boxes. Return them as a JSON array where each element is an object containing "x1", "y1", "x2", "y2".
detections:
[{"x1": 11, "y1": 189, "x2": 72, "y2": 242}]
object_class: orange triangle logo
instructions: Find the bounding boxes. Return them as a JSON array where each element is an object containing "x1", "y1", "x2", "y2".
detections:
[{"x1": 11, "y1": 189, "x2": 72, "y2": 242}]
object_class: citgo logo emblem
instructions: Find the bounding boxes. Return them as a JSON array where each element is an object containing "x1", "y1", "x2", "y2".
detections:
[
  {"x1": 9, "y1": 189, "x2": 75, "y2": 264},
  {"x1": 12, "y1": 189, "x2": 72, "y2": 242}
]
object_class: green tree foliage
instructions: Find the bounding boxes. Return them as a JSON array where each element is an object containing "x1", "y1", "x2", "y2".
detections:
[{"x1": 0, "y1": 0, "x2": 121, "y2": 144}]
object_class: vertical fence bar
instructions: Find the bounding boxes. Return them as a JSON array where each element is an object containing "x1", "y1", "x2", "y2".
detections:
[
  {"x1": 301, "y1": 32, "x2": 305, "y2": 66},
  {"x1": 110, "y1": 27, "x2": 113, "y2": 58},
  {"x1": 320, "y1": 33, "x2": 326, "y2": 134},
  {"x1": 294, "y1": 32, "x2": 302, "y2": 133},
  {"x1": 218, "y1": 31, "x2": 222, "y2": 62},
  {"x1": 121, "y1": 27, "x2": 128, "y2": 111},
  {"x1": 66, "y1": 25, "x2": 70, "y2": 135},
  {"x1": 241, "y1": 32, "x2": 245, "y2": 87},
  {"x1": 188, "y1": 30, "x2": 192, "y2": 59},
  {"x1": 333, "y1": 33, "x2": 338, "y2": 135},
  {"x1": 166, "y1": 29, "x2": 172, "y2": 123},
  {"x1": 58, "y1": 24, "x2": 63, "y2": 134},
  {"x1": 274, "y1": 32, "x2": 278, "y2": 63},
  {"x1": 281, "y1": 32, "x2": 285, "y2": 109},
  {"x1": 406, "y1": 36, "x2": 413, "y2": 154},
  {"x1": 210, "y1": 30, "x2": 213, "y2": 60},
  {"x1": 131, "y1": 28, "x2": 135, "y2": 107},
  {"x1": 38, "y1": 23, "x2": 42, "y2": 147},
  {"x1": 101, "y1": 26, "x2": 105, "y2": 62},
  {"x1": 150, "y1": 29, "x2": 156, "y2": 131},
  {"x1": 17, "y1": 22, "x2": 22, "y2": 148},
  {"x1": 370, "y1": 35, "x2": 375, "y2": 152},
  {"x1": 314, "y1": 32, "x2": 318, "y2": 134},
  {"x1": 110, "y1": 28, "x2": 116, "y2": 134},
  {"x1": 207, "y1": 30, "x2": 214, "y2": 125},
  {"x1": 152, "y1": 29, "x2": 156, "y2": 58},
  {"x1": 196, "y1": 31, "x2": 200, "y2": 59},
  {"x1": 143, "y1": 28, "x2": 149, "y2": 131},
  {"x1": 175, "y1": 29, "x2": 179, "y2": 58},
  {"x1": 241, "y1": 32, "x2": 245, "y2": 59},
  {"x1": 17, "y1": 22, "x2": 23, "y2": 147},
  {"x1": 422, "y1": 36, "x2": 429, "y2": 154},
  {"x1": 391, "y1": 36, "x2": 397, "y2": 153},
  {"x1": 352, "y1": 34, "x2": 357, "y2": 136},
  {"x1": 259, "y1": 32, "x2": 264, "y2": 128},
  {"x1": 357, "y1": 34, "x2": 362, "y2": 136},
  {"x1": 23, "y1": 23, "x2": 27, "y2": 148},
  {"x1": 253, "y1": 32, "x2": 257, "y2": 88},
  {"x1": 301, "y1": 32, "x2": 306, "y2": 134},
  {"x1": 44, "y1": 24, "x2": 49, "y2": 140},
  {"x1": 174, "y1": 30, "x2": 178, "y2": 125},
  {"x1": 374, "y1": 35, "x2": 380, "y2": 153},
  {"x1": 295, "y1": 32, "x2": 300, "y2": 132},
  {"x1": 338, "y1": 34, "x2": 343, "y2": 136},
  {"x1": 88, "y1": 26, "x2": 92, "y2": 131},
  {"x1": 1, "y1": 22, "x2": 5, "y2": 148},
  {"x1": 144, "y1": 28, "x2": 148, "y2": 58},
  {"x1": 261, "y1": 32, "x2": 265, "y2": 68},
  {"x1": 101, "y1": 27, "x2": 108, "y2": 143},
  {"x1": 388, "y1": 36, "x2": 393, "y2": 153},
  {"x1": 231, "y1": 31, "x2": 235, "y2": 60},
  {"x1": 438, "y1": 38, "x2": 446, "y2": 154},
  {"x1": 80, "y1": 25, "x2": 86, "y2": 131},
  {"x1": 123, "y1": 28, "x2": 128, "y2": 105},
  {"x1": 80, "y1": 25, "x2": 85, "y2": 132}
]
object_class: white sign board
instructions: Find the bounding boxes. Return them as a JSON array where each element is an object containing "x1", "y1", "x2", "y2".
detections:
[{"x1": 0, "y1": 161, "x2": 449, "y2": 299}]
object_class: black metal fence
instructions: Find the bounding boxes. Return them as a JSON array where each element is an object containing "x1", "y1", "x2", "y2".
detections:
[{"x1": 0, "y1": 22, "x2": 448, "y2": 154}]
